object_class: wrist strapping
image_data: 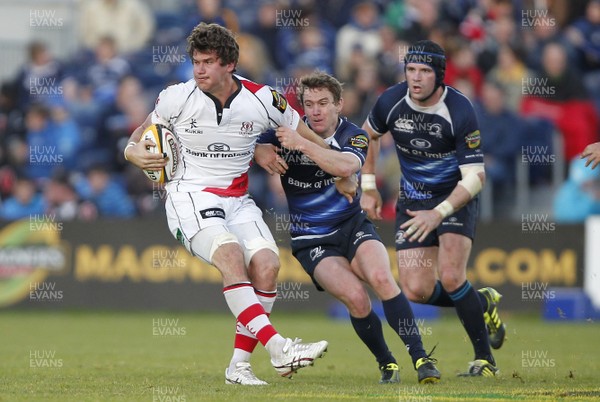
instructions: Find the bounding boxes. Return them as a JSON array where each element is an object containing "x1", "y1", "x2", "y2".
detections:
[
  {"x1": 124, "y1": 142, "x2": 136, "y2": 161},
  {"x1": 361, "y1": 174, "x2": 376, "y2": 191},
  {"x1": 434, "y1": 200, "x2": 454, "y2": 218}
]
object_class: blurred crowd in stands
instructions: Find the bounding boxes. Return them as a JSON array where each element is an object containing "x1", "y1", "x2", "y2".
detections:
[{"x1": 0, "y1": 0, "x2": 599, "y2": 222}]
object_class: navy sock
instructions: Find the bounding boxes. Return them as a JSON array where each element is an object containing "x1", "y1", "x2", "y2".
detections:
[
  {"x1": 448, "y1": 281, "x2": 494, "y2": 364},
  {"x1": 350, "y1": 310, "x2": 395, "y2": 367},
  {"x1": 427, "y1": 280, "x2": 488, "y2": 310},
  {"x1": 382, "y1": 293, "x2": 427, "y2": 365}
]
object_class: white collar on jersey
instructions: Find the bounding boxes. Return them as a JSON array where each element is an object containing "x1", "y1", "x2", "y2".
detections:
[
  {"x1": 323, "y1": 117, "x2": 343, "y2": 148},
  {"x1": 405, "y1": 85, "x2": 449, "y2": 113}
]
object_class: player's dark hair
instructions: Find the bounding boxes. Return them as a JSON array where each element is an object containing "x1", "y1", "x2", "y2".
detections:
[
  {"x1": 187, "y1": 22, "x2": 239, "y2": 66},
  {"x1": 298, "y1": 72, "x2": 343, "y2": 105}
]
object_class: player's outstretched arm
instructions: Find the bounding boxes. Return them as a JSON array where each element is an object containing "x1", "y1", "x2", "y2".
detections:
[
  {"x1": 296, "y1": 120, "x2": 329, "y2": 149},
  {"x1": 401, "y1": 165, "x2": 486, "y2": 243},
  {"x1": 359, "y1": 122, "x2": 384, "y2": 220},
  {"x1": 582, "y1": 142, "x2": 600, "y2": 169},
  {"x1": 123, "y1": 113, "x2": 168, "y2": 171},
  {"x1": 276, "y1": 126, "x2": 360, "y2": 177}
]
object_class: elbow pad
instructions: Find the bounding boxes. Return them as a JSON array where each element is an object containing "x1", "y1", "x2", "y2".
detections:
[{"x1": 458, "y1": 164, "x2": 485, "y2": 197}]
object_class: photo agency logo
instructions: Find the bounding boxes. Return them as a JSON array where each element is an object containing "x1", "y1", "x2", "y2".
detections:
[
  {"x1": 274, "y1": 213, "x2": 309, "y2": 234},
  {"x1": 152, "y1": 182, "x2": 168, "y2": 201},
  {"x1": 29, "y1": 9, "x2": 63, "y2": 28},
  {"x1": 521, "y1": 9, "x2": 556, "y2": 29},
  {"x1": 398, "y1": 318, "x2": 433, "y2": 337},
  {"x1": 29, "y1": 349, "x2": 63, "y2": 368},
  {"x1": 152, "y1": 386, "x2": 186, "y2": 402},
  {"x1": 521, "y1": 144, "x2": 556, "y2": 165},
  {"x1": 398, "y1": 180, "x2": 433, "y2": 201},
  {"x1": 399, "y1": 386, "x2": 433, "y2": 402},
  {"x1": 152, "y1": 318, "x2": 187, "y2": 337},
  {"x1": 521, "y1": 77, "x2": 556, "y2": 98},
  {"x1": 397, "y1": 249, "x2": 434, "y2": 270},
  {"x1": 151, "y1": 248, "x2": 186, "y2": 269},
  {"x1": 521, "y1": 349, "x2": 556, "y2": 368},
  {"x1": 29, "y1": 145, "x2": 64, "y2": 166},
  {"x1": 521, "y1": 214, "x2": 556, "y2": 234},
  {"x1": 29, "y1": 281, "x2": 63, "y2": 302},
  {"x1": 277, "y1": 281, "x2": 310, "y2": 302},
  {"x1": 274, "y1": 77, "x2": 301, "y2": 101},
  {"x1": 152, "y1": 45, "x2": 187, "y2": 64},
  {"x1": 29, "y1": 214, "x2": 63, "y2": 232},
  {"x1": 521, "y1": 282, "x2": 556, "y2": 302},
  {"x1": 29, "y1": 77, "x2": 64, "y2": 97},
  {"x1": 275, "y1": 8, "x2": 309, "y2": 28}
]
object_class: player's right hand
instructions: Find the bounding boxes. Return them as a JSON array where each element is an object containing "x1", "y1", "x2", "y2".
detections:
[
  {"x1": 360, "y1": 189, "x2": 383, "y2": 220},
  {"x1": 581, "y1": 142, "x2": 600, "y2": 170},
  {"x1": 126, "y1": 140, "x2": 168, "y2": 170}
]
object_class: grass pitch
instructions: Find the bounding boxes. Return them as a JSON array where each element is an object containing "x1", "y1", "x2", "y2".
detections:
[{"x1": 1, "y1": 310, "x2": 599, "y2": 401}]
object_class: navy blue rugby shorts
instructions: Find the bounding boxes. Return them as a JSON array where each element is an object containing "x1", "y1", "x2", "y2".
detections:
[
  {"x1": 291, "y1": 212, "x2": 383, "y2": 291},
  {"x1": 394, "y1": 194, "x2": 479, "y2": 250}
]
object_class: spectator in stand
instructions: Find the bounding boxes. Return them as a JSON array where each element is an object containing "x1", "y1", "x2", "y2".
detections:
[
  {"x1": 12, "y1": 42, "x2": 64, "y2": 110},
  {"x1": 353, "y1": 61, "x2": 384, "y2": 123},
  {"x1": 86, "y1": 36, "x2": 131, "y2": 105},
  {"x1": 477, "y1": 14, "x2": 519, "y2": 75},
  {"x1": 61, "y1": 77, "x2": 103, "y2": 169},
  {"x1": 486, "y1": 44, "x2": 532, "y2": 111},
  {"x1": 554, "y1": 156, "x2": 600, "y2": 222},
  {"x1": 474, "y1": 80, "x2": 523, "y2": 208},
  {"x1": 249, "y1": 1, "x2": 282, "y2": 71},
  {"x1": 445, "y1": 40, "x2": 484, "y2": 97},
  {"x1": 336, "y1": 1, "x2": 382, "y2": 81},
  {"x1": 24, "y1": 103, "x2": 80, "y2": 181},
  {"x1": 98, "y1": 75, "x2": 149, "y2": 170},
  {"x1": 74, "y1": 165, "x2": 136, "y2": 218},
  {"x1": 275, "y1": 6, "x2": 336, "y2": 76},
  {"x1": 43, "y1": 173, "x2": 94, "y2": 221},
  {"x1": 376, "y1": 26, "x2": 403, "y2": 87},
  {"x1": 236, "y1": 33, "x2": 276, "y2": 85},
  {"x1": 566, "y1": 0, "x2": 600, "y2": 112},
  {"x1": 184, "y1": 0, "x2": 239, "y2": 33},
  {"x1": 291, "y1": 27, "x2": 333, "y2": 74},
  {"x1": 385, "y1": 0, "x2": 439, "y2": 44},
  {"x1": 520, "y1": 41, "x2": 600, "y2": 160},
  {"x1": 79, "y1": 0, "x2": 155, "y2": 55},
  {"x1": 0, "y1": 177, "x2": 45, "y2": 220},
  {"x1": 522, "y1": 10, "x2": 574, "y2": 73}
]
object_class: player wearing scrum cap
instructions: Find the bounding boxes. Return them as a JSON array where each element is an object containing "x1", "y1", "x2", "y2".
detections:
[
  {"x1": 360, "y1": 40, "x2": 505, "y2": 377},
  {"x1": 123, "y1": 22, "x2": 354, "y2": 385}
]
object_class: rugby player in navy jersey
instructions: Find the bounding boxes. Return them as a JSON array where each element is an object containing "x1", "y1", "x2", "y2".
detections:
[
  {"x1": 255, "y1": 72, "x2": 440, "y2": 384},
  {"x1": 360, "y1": 40, "x2": 505, "y2": 377}
]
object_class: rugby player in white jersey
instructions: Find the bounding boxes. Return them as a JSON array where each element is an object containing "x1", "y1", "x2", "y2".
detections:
[{"x1": 124, "y1": 23, "x2": 344, "y2": 385}]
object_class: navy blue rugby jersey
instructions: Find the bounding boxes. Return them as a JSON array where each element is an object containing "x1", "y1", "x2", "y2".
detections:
[
  {"x1": 258, "y1": 117, "x2": 368, "y2": 237},
  {"x1": 367, "y1": 82, "x2": 484, "y2": 199}
]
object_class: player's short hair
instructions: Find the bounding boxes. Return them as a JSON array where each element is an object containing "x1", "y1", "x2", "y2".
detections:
[
  {"x1": 298, "y1": 72, "x2": 343, "y2": 105},
  {"x1": 187, "y1": 22, "x2": 239, "y2": 66}
]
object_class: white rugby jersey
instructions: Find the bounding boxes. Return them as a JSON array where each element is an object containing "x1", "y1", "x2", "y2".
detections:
[{"x1": 151, "y1": 75, "x2": 300, "y2": 196}]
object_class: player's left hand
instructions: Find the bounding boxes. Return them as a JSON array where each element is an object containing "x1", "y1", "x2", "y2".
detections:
[
  {"x1": 254, "y1": 143, "x2": 288, "y2": 175},
  {"x1": 276, "y1": 127, "x2": 306, "y2": 151},
  {"x1": 335, "y1": 174, "x2": 358, "y2": 203},
  {"x1": 400, "y1": 208, "x2": 444, "y2": 242}
]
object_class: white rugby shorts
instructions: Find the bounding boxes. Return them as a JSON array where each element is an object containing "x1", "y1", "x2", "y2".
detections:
[{"x1": 165, "y1": 191, "x2": 277, "y2": 263}]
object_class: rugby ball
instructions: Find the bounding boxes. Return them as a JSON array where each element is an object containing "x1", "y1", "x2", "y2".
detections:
[{"x1": 141, "y1": 124, "x2": 179, "y2": 183}]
